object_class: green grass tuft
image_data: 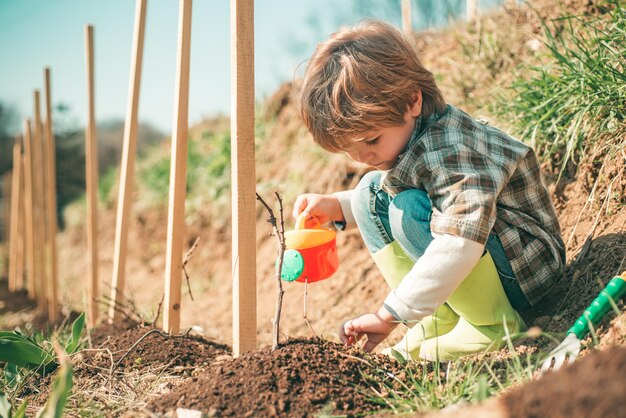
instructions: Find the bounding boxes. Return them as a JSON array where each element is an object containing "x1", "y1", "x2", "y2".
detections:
[{"x1": 493, "y1": 1, "x2": 626, "y2": 175}]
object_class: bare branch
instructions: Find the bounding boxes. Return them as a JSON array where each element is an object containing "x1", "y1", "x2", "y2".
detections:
[{"x1": 257, "y1": 191, "x2": 287, "y2": 349}]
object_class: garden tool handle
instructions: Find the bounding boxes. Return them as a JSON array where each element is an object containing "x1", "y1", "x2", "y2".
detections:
[
  {"x1": 295, "y1": 212, "x2": 321, "y2": 230},
  {"x1": 567, "y1": 272, "x2": 626, "y2": 339}
]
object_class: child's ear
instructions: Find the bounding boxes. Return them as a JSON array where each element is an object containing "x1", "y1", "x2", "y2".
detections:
[{"x1": 408, "y1": 91, "x2": 423, "y2": 117}]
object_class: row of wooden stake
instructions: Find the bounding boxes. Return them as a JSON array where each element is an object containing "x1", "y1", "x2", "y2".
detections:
[
  {"x1": 3, "y1": 0, "x2": 256, "y2": 356},
  {"x1": 4, "y1": 70, "x2": 59, "y2": 323}
]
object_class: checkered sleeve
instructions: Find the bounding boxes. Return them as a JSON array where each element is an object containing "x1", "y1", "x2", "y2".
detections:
[{"x1": 420, "y1": 144, "x2": 515, "y2": 244}]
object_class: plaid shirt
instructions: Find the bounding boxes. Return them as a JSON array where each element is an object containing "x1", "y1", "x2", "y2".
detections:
[{"x1": 382, "y1": 104, "x2": 566, "y2": 305}]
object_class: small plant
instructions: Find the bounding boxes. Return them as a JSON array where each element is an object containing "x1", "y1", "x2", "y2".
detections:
[
  {"x1": 256, "y1": 191, "x2": 287, "y2": 350},
  {"x1": 0, "y1": 313, "x2": 85, "y2": 415}
]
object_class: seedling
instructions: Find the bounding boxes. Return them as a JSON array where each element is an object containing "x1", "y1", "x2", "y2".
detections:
[{"x1": 256, "y1": 191, "x2": 287, "y2": 350}]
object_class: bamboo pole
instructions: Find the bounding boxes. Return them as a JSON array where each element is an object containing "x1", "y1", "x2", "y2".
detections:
[
  {"x1": 109, "y1": 0, "x2": 147, "y2": 323},
  {"x1": 467, "y1": 0, "x2": 477, "y2": 22},
  {"x1": 23, "y1": 120, "x2": 36, "y2": 300},
  {"x1": 2, "y1": 173, "x2": 10, "y2": 281},
  {"x1": 8, "y1": 140, "x2": 22, "y2": 292},
  {"x1": 163, "y1": 0, "x2": 192, "y2": 335},
  {"x1": 16, "y1": 155, "x2": 25, "y2": 290},
  {"x1": 401, "y1": 0, "x2": 412, "y2": 34},
  {"x1": 85, "y1": 25, "x2": 99, "y2": 328},
  {"x1": 231, "y1": 0, "x2": 257, "y2": 356},
  {"x1": 33, "y1": 90, "x2": 48, "y2": 316},
  {"x1": 44, "y1": 67, "x2": 59, "y2": 322}
]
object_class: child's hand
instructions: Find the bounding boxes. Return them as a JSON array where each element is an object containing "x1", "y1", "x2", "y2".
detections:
[
  {"x1": 339, "y1": 306, "x2": 399, "y2": 352},
  {"x1": 292, "y1": 193, "x2": 344, "y2": 227}
]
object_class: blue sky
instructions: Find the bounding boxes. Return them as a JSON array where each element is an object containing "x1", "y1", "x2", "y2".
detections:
[{"x1": 0, "y1": 0, "x2": 502, "y2": 135}]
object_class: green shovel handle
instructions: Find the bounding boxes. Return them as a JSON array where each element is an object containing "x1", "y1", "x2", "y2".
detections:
[{"x1": 567, "y1": 274, "x2": 626, "y2": 339}]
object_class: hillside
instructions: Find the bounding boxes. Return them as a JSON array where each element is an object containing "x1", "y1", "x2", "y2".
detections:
[
  {"x1": 2, "y1": 0, "x2": 625, "y2": 416},
  {"x1": 41, "y1": 0, "x2": 623, "y2": 348}
]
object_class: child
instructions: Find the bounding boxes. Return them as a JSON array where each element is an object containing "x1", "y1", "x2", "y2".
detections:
[{"x1": 292, "y1": 20, "x2": 566, "y2": 361}]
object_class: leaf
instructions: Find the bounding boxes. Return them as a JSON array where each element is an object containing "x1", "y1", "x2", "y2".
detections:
[
  {"x1": 13, "y1": 401, "x2": 28, "y2": 418},
  {"x1": 36, "y1": 344, "x2": 73, "y2": 418},
  {"x1": 389, "y1": 348, "x2": 408, "y2": 365},
  {"x1": 0, "y1": 341, "x2": 57, "y2": 373},
  {"x1": 64, "y1": 312, "x2": 85, "y2": 354},
  {"x1": 3, "y1": 364, "x2": 20, "y2": 388},
  {"x1": 0, "y1": 392, "x2": 11, "y2": 418}
]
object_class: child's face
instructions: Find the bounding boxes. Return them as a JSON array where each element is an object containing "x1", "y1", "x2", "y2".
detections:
[{"x1": 343, "y1": 95, "x2": 422, "y2": 170}]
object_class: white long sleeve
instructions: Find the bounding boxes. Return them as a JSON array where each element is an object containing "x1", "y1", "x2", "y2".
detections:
[
  {"x1": 333, "y1": 190, "x2": 356, "y2": 230},
  {"x1": 333, "y1": 188, "x2": 485, "y2": 322},
  {"x1": 383, "y1": 234, "x2": 484, "y2": 322}
]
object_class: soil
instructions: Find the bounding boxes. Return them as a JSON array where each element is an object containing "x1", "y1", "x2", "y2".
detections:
[
  {"x1": 503, "y1": 346, "x2": 626, "y2": 418},
  {"x1": 148, "y1": 337, "x2": 407, "y2": 417},
  {"x1": 80, "y1": 325, "x2": 230, "y2": 374},
  {"x1": 419, "y1": 346, "x2": 626, "y2": 418}
]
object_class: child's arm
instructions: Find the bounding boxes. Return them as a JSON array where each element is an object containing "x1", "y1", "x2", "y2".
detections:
[
  {"x1": 384, "y1": 233, "x2": 483, "y2": 320},
  {"x1": 341, "y1": 234, "x2": 483, "y2": 352}
]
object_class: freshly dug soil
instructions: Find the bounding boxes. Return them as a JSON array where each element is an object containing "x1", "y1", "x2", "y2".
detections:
[
  {"x1": 89, "y1": 317, "x2": 142, "y2": 346},
  {"x1": 504, "y1": 346, "x2": 626, "y2": 418},
  {"x1": 80, "y1": 325, "x2": 230, "y2": 373},
  {"x1": 148, "y1": 337, "x2": 404, "y2": 417}
]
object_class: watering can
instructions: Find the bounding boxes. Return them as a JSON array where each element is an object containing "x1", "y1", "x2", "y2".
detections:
[{"x1": 279, "y1": 213, "x2": 339, "y2": 283}]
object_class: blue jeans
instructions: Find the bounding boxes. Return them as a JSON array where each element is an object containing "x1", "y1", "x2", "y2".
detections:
[{"x1": 350, "y1": 171, "x2": 531, "y2": 312}]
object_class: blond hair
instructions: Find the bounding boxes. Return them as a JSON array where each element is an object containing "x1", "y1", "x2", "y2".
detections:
[{"x1": 299, "y1": 20, "x2": 446, "y2": 152}]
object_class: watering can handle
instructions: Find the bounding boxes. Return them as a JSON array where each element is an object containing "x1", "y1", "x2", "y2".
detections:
[
  {"x1": 295, "y1": 212, "x2": 321, "y2": 230},
  {"x1": 567, "y1": 272, "x2": 626, "y2": 339}
]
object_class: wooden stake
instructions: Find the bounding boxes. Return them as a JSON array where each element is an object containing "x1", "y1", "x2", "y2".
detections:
[
  {"x1": 85, "y1": 26, "x2": 100, "y2": 328},
  {"x1": 401, "y1": 0, "x2": 412, "y2": 34},
  {"x1": 163, "y1": 0, "x2": 193, "y2": 335},
  {"x1": 231, "y1": 0, "x2": 257, "y2": 356},
  {"x1": 16, "y1": 155, "x2": 25, "y2": 290},
  {"x1": 8, "y1": 140, "x2": 22, "y2": 292},
  {"x1": 2, "y1": 173, "x2": 10, "y2": 281},
  {"x1": 467, "y1": 0, "x2": 477, "y2": 22},
  {"x1": 44, "y1": 67, "x2": 59, "y2": 322},
  {"x1": 33, "y1": 90, "x2": 48, "y2": 316},
  {"x1": 23, "y1": 120, "x2": 36, "y2": 300},
  {"x1": 109, "y1": 0, "x2": 147, "y2": 323}
]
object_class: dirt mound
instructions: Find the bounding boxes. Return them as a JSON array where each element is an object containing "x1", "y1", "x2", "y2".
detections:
[
  {"x1": 89, "y1": 317, "x2": 142, "y2": 346},
  {"x1": 81, "y1": 325, "x2": 230, "y2": 373},
  {"x1": 148, "y1": 337, "x2": 403, "y2": 417},
  {"x1": 503, "y1": 346, "x2": 626, "y2": 418}
]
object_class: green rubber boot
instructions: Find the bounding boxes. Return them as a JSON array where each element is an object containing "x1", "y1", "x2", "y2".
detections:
[
  {"x1": 419, "y1": 252, "x2": 526, "y2": 362},
  {"x1": 381, "y1": 303, "x2": 459, "y2": 360},
  {"x1": 371, "y1": 241, "x2": 459, "y2": 359}
]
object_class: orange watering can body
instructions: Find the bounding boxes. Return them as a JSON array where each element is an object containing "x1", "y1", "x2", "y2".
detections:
[{"x1": 280, "y1": 214, "x2": 339, "y2": 283}]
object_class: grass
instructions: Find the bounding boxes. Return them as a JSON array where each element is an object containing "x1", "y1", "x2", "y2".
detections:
[
  {"x1": 0, "y1": 313, "x2": 86, "y2": 417},
  {"x1": 359, "y1": 330, "x2": 543, "y2": 414},
  {"x1": 493, "y1": 0, "x2": 626, "y2": 175}
]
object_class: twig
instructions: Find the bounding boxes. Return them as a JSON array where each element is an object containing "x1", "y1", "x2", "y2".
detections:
[
  {"x1": 183, "y1": 237, "x2": 201, "y2": 266},
  {"x1": 99, "y1": 288, "x2": 145, "y2": 323},
  {"x1": 335, "y1": 351, "x2": 375, "y2": 368},
  {"x1": 96, "y1": 297, "x2": 142, "y2": 324},
  {"x1": 182, "y1": 266, "x2": 194, "y2": 301},
  {"x1": 256, "y1": 191, "x2": 287, "y2": 350},
  {"x1": 181, "y1": 237, "x2": 201, "y2": 301},
  {"x1": 151, "y1": 294, "x2": 165, "y2": 327}
]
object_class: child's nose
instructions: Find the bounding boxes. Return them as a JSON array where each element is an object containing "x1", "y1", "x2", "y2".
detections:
[{"x1": 355, "y1": 149, "x2": 373, "y2": 164}]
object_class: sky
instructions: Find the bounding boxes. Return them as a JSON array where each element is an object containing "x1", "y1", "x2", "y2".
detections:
[{"x1": 0, "y1": 0, "x2": 503, "y2": 135}]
